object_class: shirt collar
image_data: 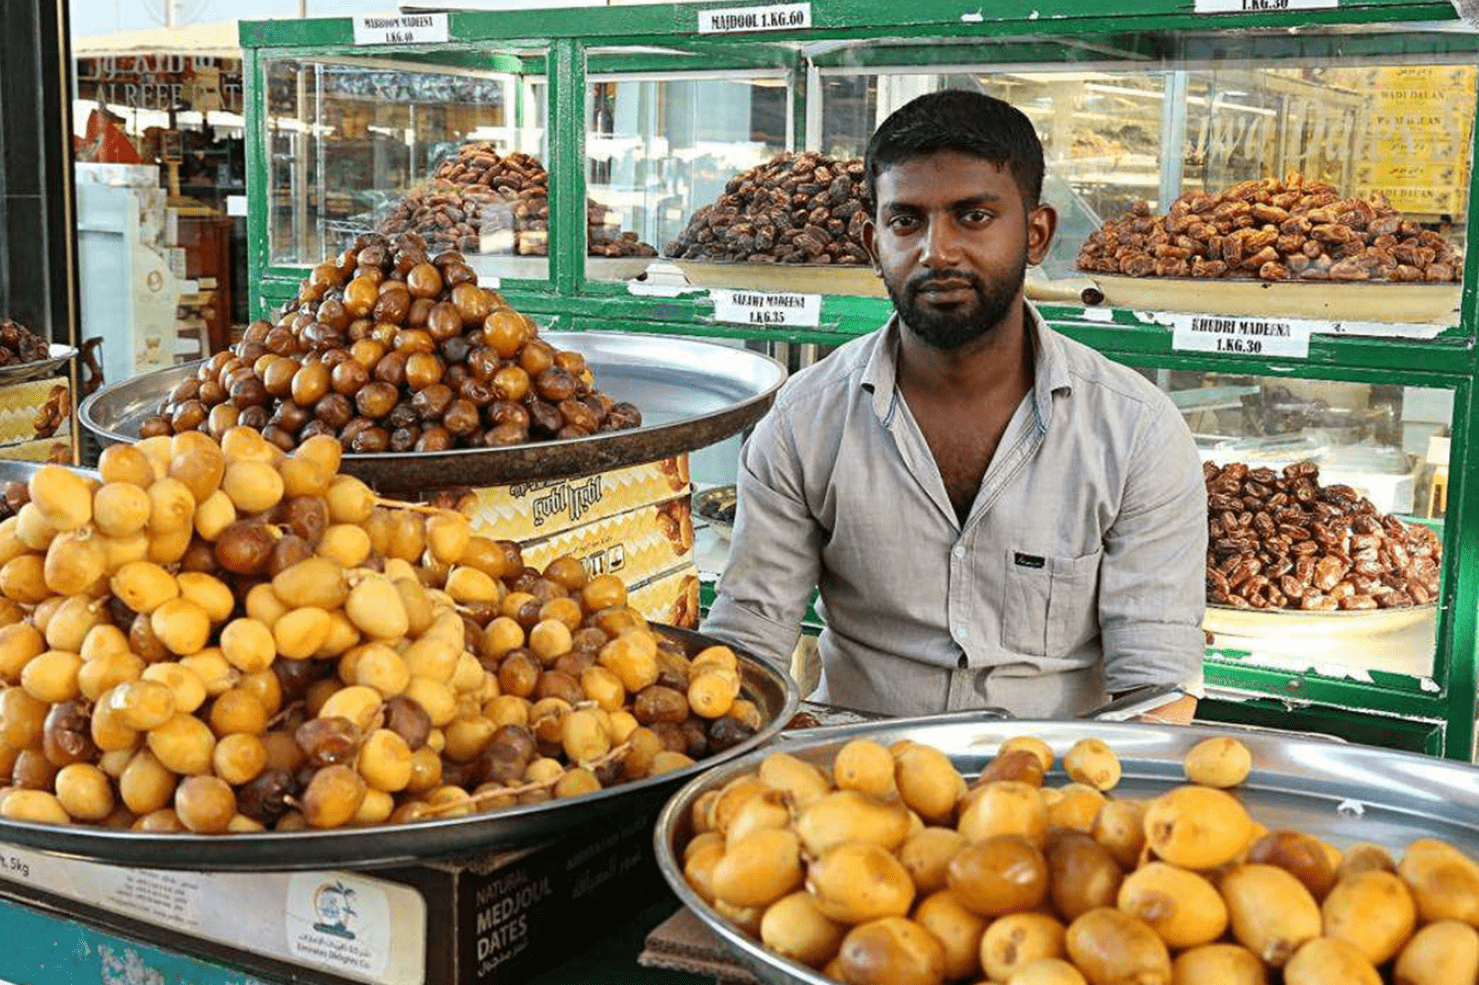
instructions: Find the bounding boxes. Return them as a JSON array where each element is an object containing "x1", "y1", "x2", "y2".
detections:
[{"x1": 860, "y1": 300, "x2": 1073, "y2": 429}]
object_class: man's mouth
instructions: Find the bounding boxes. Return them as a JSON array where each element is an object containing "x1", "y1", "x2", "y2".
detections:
[{"x1": 914, "y1": 280, "x2": 976, "y2": 302}]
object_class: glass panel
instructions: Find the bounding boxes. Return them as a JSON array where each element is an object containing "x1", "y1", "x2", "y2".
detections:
[
  {"x1": 264, "y1": 51, "x2": 549, "y2": 279},
  {"x1": 803, "y1": 28, "x2": 1478, "y2": 317},
  {"x1": 1140, "y1": 366, "x2": 1449, "y2": 680},
  {"x1": 584, "y1": 68, "x2": 792, "y2": 280}
]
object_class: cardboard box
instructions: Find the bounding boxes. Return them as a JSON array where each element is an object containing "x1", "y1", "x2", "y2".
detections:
[
  {"x1": 469, "y1": 455, "x2": 689, "y2": 543},
  {"x1": 628, "y1": 563, "x2": 702, "y2": 629},
  {"x1": 0, "y1": 376, "x2": 70, "y2": 446},
  {"x1": 518, "y1": 495, "x2": 694, "y2": 587},
  {"x1": 0, "y1": 806, "x2": 667, "y2": 985},
  {"x1": 0, "y1": 438, "x2": 71, "y2": 462}
]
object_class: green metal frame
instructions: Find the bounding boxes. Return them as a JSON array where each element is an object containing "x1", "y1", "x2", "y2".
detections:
[{"x1": 239, "y1": 0, "x2": 1479, "y2": 759}]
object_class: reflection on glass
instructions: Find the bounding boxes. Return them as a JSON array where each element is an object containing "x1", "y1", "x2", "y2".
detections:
[
  {"x1": 816, "y1": 47, "x2": 1476, "y2": 282},
  {"x1": 1139, "y1": 367, "x2": 1449, "y2": 678},
  {"x1": 585, "y1": 73, "x2": 790, "y2": 276},
  {"x1": 265, "y1": 57, "x2": 545, "y2": 271}
]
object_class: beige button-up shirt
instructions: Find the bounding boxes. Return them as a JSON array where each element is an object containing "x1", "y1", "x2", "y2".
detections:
[{"x1": 703, "y1": 304, "x2": 1207, "y2": 718}]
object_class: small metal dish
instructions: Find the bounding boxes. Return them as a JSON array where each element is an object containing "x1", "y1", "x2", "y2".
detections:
[{"x1": 694, "y1": 485, "x2": 738, "y2": 541}]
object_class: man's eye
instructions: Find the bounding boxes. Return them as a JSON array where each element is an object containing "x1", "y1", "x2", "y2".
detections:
[
  {"x1": 887, "y1": 215, "x2": 918, "y2": 231},
  {"x1": 962, "y1": 210, "x2": 993, "y2": 224}
]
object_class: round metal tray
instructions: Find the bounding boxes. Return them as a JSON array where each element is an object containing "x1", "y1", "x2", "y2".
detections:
[
  {"x1": 0, "y1": 343, "x2": 76, "y2": 386},
  {"x1": 78, "y1": 332, "x2": 787, "y2": 493},
  {"x1": 0, "y1": 459, "x2": 98, "y2": 484},
  {"x1": 1086, "y1": 274, "x2": 1461, "y2": 322},
  {"x1": 0, "y1": 626, "x2": 797, "y2": 871},
  {"x1": 655, "y1": 715, "x2": 1479, "y2": 985},
  {"x1": 1204, "y1": 601, "x2": 1436, "y2": 639}
]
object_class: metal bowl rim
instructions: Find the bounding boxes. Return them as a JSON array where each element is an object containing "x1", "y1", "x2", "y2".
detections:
[
  {"x1": 78, "y1": 331, "x2": 788, "y2": 462},
  {"x1": 0, "y1": 626, "x2": 798, "y2": 869}
]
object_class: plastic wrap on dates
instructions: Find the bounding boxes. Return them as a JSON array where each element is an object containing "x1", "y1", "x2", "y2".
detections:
[
  {"x1": 0, "y1": 318, "x2": 52, "y2": 366},
  {"x1": 377, "y1": 143, "x2": 658, "y2": 259},
  {"x1": 1205, "y1": 460, "x2": 1441, "y2": 611},
  {"x1": 667, "y1": 152, "x2": 871, "y2": 265},
  {"x1": 1078, "y1": 171, "x2": 1462, "y2": 283}
]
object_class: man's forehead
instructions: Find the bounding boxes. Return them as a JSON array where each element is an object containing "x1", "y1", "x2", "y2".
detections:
[{"x1": 875, "y1": 152, "x2": 1014, "y2": 201}]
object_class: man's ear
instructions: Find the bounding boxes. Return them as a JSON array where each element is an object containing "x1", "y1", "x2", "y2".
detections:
[
  {"x1": 861, "y1": 216, "x2": 881, "y2": 274},
  {"x1": 1026, "y1": 203, "x2": 1058, "y2": 267}
]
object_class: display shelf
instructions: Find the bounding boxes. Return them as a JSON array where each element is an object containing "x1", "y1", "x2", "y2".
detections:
[{"x1": 238, "y1": 0, "x2": 1479, "y2": 758}]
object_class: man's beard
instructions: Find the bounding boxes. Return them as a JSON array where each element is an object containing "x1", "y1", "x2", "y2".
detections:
[{"x1": 887, "y1": 258, "x2": 1027, "y2": 350}]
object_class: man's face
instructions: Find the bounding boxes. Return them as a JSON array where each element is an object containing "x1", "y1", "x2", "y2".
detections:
[{"x1": 863, "y1": 149, "x2": 1055, "y2": 350}]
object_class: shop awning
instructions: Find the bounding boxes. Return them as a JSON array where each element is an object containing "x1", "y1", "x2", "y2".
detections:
[{"x1": 72, "y1": 20, "x2": 242, "y2": 60}]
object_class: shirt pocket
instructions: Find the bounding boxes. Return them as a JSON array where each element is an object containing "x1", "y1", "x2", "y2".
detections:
[
  {"x1": 1047, "y1": 550, "x2": 1103, "y2": 655},
  {"x1": 1002, "y1": 549, "x2": 1102, "y2": 657},
  {"x1": 1003, "y1": 549, "x2": 1051, "y2": 655}
]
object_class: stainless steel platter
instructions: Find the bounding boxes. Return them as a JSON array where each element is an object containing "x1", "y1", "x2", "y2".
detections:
[
  {"x1": 0, "y1": 626, "x2": 797, "y2": 871},
  {"x1": 0, "y1": 459, "x2": 98, "y2": 484},
  {"x1": 655, "y1": 715, "x2": 1479, "y2": 985},
  {"x1": 78, "y1": 332, "x2": 787, "y2": 493},
  {"x1": 0, "y1": 343, "x2": 77, "y2": 386}
]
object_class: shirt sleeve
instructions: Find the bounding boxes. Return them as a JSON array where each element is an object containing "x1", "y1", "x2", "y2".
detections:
[
  {"x1": 1098, "y1": 398, "x2": 1208, "y2": 697},
  {"x1": 701, "y1": 401, "x2": 825, "y2": 673}
]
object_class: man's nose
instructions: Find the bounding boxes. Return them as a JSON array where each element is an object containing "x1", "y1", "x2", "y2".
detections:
[{"x1": 920, "y1": 218, "x2": 961, "y2": 267}]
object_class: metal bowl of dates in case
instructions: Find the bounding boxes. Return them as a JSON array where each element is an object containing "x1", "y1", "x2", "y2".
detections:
[
  {"x1": 0, "y1": 627, "x2": 797, "y2": 871},
  {"x1": 78, "y1": 332, "x2": 787, "y2": 493},
  {"x1": 654, "y1": 716, "x2": 1479, "y2": 985}
]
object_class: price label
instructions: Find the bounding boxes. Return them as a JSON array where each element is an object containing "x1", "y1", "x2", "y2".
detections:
[
  {"x1": 710, "y1": 289, "x2": 820, "y2": 327},
  {"x1": 697, "y1": 2, "x2": 812, "y2": 34},
  {"x1": 1194, "y1": 0, "x2": 1336, "y2": 12},
  {"x1": 351, "y1": 13, "x2": 450, "y2": 46},
  {"x1": 1170, "y1": 314, "x2": 1311, "y2": 359},
  {"x1": 0, "y1": 849, "x2": 34, "y2": 882}
]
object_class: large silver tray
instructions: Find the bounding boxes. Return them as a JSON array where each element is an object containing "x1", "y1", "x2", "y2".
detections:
[
  {"x1": 0, "y1": 459, "x2": 98, "y2": 484},
  {"x1": 655, "y1": 715, "x2": 1479, "y2": 985},
  {"x1": 79, "y1": 332, "x2": 787, "y2": 494},
  {"x1": 0, "y1": 626, "x2": 797, "y2": 871}
]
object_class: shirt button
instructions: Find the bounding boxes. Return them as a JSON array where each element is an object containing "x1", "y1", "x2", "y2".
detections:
[
  {"x1": 952, "y1": 545, "x2": 966, "y2": 560},
  {"x1": 954, "y1": 625, "x2": 969, "y2": 641}
]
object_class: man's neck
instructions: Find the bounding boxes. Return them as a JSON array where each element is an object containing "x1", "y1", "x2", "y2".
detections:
[{"x1": 896, "y1": 298, "x2": 1034, "y2": 402}]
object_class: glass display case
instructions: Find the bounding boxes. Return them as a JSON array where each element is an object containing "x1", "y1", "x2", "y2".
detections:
[
  {"x1": 259, "y1": 44, "x2": 550, "y2": 281},
  {"x1": 583, "y1": 60, "x2": 793, "y2": 280},
  {"x1": 238, "y1": 4, "x2": 1479, "y2": 758}
]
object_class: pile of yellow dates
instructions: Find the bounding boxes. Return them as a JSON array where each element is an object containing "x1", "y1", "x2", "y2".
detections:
[
  {"x1": 682, "y1": 734, "x2": 1475, "y2": 985},
  {"x1": 0, "y1": 428, "x2": 761, "y2": 834}
]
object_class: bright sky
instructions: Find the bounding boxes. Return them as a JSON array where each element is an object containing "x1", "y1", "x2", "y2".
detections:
[{"x1": 70, "y1": 0, "x2": 395, "y2": 37}]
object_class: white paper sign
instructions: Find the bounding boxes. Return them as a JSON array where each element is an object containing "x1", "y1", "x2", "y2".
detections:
[
  {"x1": 1170, "y1": 313, "x2": 1311, "y2": 358},
  {"x1": 710, "y1": 288, "x2": 821, "y2": 327},
  {"x1": 225, "y1": 194, "x2": 248, "y2": 217},
  {"x1": 352, "y1": 13, "x2": 450, "y2": 46},
  {"x1": 0, "y1": 843, "x2": 427, "y2": 985},
  {"x1": 698, "y1": 2, "x2": 812, "y2": 34},
  {"x1": 1195, "y1": 0, "x2": 1336, "y2": 12}
]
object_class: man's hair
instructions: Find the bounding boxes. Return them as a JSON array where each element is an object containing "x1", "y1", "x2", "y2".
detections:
[{"x1": 864, "y1": 89, "x2": 1045, "y2": 211}]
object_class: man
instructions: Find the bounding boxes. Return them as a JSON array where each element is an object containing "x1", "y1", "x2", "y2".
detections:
[{"x1": 703, "y1": 90, "x2": 1206, "y2": 721}]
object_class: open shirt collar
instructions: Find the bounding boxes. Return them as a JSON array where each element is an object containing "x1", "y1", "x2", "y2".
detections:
[{"x1": 860, "y1": 301, "x2": 1072, "y2": 431}]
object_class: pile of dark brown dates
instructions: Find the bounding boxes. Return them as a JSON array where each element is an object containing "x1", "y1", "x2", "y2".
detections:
[{"x1": 140, "y1": 232, "x2": 641, "y2": 454}]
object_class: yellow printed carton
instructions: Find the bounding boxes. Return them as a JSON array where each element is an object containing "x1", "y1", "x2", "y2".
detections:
[
  {"x1": 469, "y1": 454, "x2": 689, "y2": 542},
  {"x1": 627, "y1": 563, "x2": 701, "y2": 630},
  {"x1": 517, "y1": 496, "x2": 693, "y2": 588}
]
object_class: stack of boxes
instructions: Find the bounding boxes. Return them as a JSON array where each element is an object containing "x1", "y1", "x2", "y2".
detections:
[{"x1": 468, "y1": 454, "x2": 699, "y2": 627}]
